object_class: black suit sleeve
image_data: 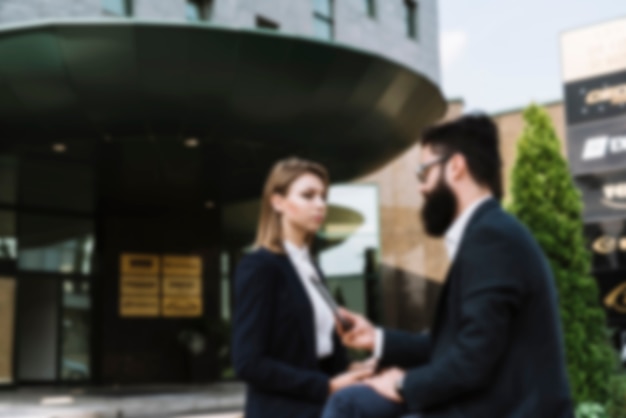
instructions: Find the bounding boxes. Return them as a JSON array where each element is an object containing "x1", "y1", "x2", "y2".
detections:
[
  {"x1": 331, "y1": 331, "x2": 349, "y2": 373},
  {"x1": 232, "y1": 254, "x2": 330, "y2": 402},
  {"x1": 402, "y1": 226, "x2": 526, "y2": 411},
  {"x1": 380, "y1": 329, "x2": 431, "y2": 369}
]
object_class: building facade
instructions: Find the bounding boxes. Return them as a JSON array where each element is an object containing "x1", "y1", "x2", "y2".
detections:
[{"x1": 0, "y1": 0, "x2": 444, "y2": 386}]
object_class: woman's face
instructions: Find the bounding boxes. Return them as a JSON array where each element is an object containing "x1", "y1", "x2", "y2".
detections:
[{"x1": 272, "y1": 173, "x2": 327, "y2": 235}]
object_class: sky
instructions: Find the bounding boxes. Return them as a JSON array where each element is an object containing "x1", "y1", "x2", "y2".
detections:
[{"x1": 438, "y1": 0, "x2": 626, "y2": 114}]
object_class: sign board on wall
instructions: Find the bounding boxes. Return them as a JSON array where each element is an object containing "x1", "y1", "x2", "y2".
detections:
[
  {"x1": 119, "y1": 253, "x2": 203, "y2": 318},
  {"x1": 0, "y1": 278, "x2": 15, "y2": 384},
  {"x1": 561, "y1": 18, "x2": 626, "y2": 222},
  {"x1": 162, "y1": 256, "x2": 202, "y2": 318}
]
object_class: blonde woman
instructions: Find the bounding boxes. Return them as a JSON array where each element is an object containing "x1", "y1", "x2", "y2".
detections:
[{"x1": 232, "y1": 157, "x2": 372, "y2": 418}]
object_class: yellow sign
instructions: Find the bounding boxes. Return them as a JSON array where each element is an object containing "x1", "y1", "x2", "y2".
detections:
[
  {"x1": 121, "y1": 276, "x2": 159, "y2": 297},
  {"x1": 120, "y1": 296, "x2": 160, "y2": 317},
  {"x1": 119, "y1": 253, "x2": 204, "y2": 318},
  {"x1": 604, "y1": 282, "x2": 626, "y2": 313},
  {"x1": 0, "y1": 278, "x2": 15, "y2": 384},
  {"x1": 163, "y1": 277, "x2": 202, "y2": 297},
  {"x1": 162, "y1": 297, "x2": 202, "y2": 317},
  {"x1": 162, "y1": 256, "x2": 202, "y2": 277},
  {"x1": 586, "y1": 83, "x2": 626, "y2": 106},
  {"x1": 121, "y1": 253, "x2": 160, "y2": 275},
  {"x1": 593, "y1": 236, "x2": 617, "y2": 255}
]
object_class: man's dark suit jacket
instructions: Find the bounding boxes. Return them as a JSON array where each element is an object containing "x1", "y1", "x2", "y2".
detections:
[
  {"x1": 232, "y1": 247, "x2": 348, "y2": 418},
  {"x1": 381, "y1": 199, "x2": 574, "y2": 418}
]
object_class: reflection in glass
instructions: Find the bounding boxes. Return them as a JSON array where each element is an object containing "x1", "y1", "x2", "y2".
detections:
[
  {"x1": 404, "y1": 0, "x2": 418, "y2": 40},
  {"x1": 320, "y1": 185, "x2": 380, "y2": 276},
  {"x1": 361, "y1": 0, "x2": 376, "y2": 17},
  {"x1": 221, "y1": 252, "x2": 230, "y2": 321},
  {"x1": 0, "y1": 211, "x2": 16, "y2": 260},
  {"x1": 61, "y1": 279, "x2": 91, "y2": 381},
  {"x1": 20, "y1": 159, "x2": 94, "y2": 213},
  {"x1": 314, "y1": 18, "x2": 333, "y2": 40},
  {"x1": 186, "y1": 0, "x2": 212, "y2": 22},
  {"x1": 313, "y1": 0, "x2": 332, "y2": 16},
  {"x1": 0, "y1": 155, "x2": 17, "y2": 204},
  {"x1": 102, "y1": 0, "x2": 131, "y2": 16},
  {"x1": 320, "y1": 185, "x2": 380, "y2": 316},
  {"x1": 18, "y1": 215, "x2": 94, "y2": 274}
]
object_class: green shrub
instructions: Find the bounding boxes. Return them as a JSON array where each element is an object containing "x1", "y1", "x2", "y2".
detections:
[{"x1": 507, "y1": 104, "x2": 615, "y2": 404}]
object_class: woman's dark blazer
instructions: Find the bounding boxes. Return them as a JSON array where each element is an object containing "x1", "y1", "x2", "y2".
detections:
[{"x1": 232, "y1": 247, "x2": 348, "y2": 418}]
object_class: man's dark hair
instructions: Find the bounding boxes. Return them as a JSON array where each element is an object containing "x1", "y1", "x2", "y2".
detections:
[{"x1": 420, "y1": 114, "x2": 503, "y2": 200}]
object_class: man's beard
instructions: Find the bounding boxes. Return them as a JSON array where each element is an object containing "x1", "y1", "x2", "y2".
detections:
[{"x1": 421, "y1": 173, "x2": 458, "y2": 237}]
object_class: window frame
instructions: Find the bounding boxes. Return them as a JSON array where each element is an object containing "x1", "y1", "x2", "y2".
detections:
[
  {"x1": 186, "y1": 0, "x2": 213, "y2": 22},
  {"x1": 102, "y1": 0, "x2": 133, "y2": 17},
  {"x1": 364, "y1": 0, "x2": 376, "y2": 18},
  {"x1": 404, "y1": 0, "x2": 418, "y2": 41},
  {"x1": 256, "y1": 15, "x2": 280, "y2": 31},
  {"x1": 313, "y1": 0, "x2": 334, "y2": 40}
]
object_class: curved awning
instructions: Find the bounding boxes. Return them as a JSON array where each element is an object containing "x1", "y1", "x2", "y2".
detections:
[{"x1": 0, "y1": 20, "x2": 446, "y2": 201}]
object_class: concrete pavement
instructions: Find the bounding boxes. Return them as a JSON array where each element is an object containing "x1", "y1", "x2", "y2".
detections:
[{"x1": 0, "y1": 382, "x2": 245, "y2": 418}]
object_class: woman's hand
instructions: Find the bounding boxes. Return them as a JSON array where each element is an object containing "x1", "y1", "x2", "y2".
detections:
[{"x1": 329, "y1": 366, "x2": 375, "y2": 394}]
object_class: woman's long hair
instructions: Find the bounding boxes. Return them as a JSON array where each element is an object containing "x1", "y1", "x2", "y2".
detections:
[{"x1": 254, "y1": 157, "x2": 329, "y2": 253}]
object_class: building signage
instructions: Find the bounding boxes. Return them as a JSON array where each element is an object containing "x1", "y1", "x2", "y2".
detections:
[
  {"x1": 119, "y1": 253, "x2": 203, "y2": 318},
  {"x1": 120, "y1": 253, "x2": 160, "y2": 275},
  {"x1": 564, "y1": 70, "x2": 626, "y2": 125},
  {"x1": 591, "y1": 269, "x2": 626, "y2": 326},
  {"x1": 120, "y1": 296, "x2": 160, "y2": 317},
  {"x1": 561, "y1": 17, "x2": 626, "y2": 84},
  {"x1": 566, "y1": 117, "x2": 626, "y2": 175},
  {"x1": 0, "y1": 278, "x2": 15, "y2": 384},
  {"x1": 562, "y1": 16, "x2": 626, "y2": 236},
  {"x1": 162, "y1": 297, "x2": 203, "y2": 317},
  {"x1": 162, "y1": 256, "x2": 202, "y2": 277},
  {"x1": 576, "y1": 172, "x2": 626, "y2": 220}
]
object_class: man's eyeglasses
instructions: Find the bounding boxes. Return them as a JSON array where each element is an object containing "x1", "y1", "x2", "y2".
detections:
[{"x1": 415, "y1": 154, "x2": 451, "y2": 183}]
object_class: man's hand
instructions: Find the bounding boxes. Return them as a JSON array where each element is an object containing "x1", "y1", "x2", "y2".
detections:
[
  {"x1": 329, "y1": 366, "x2": 375, "y2": 394},
  {"x1": 336, "y1": 308, "x2": 376, "y2": 351},
  {"x1": 363, "y1": 367, "x2": 406, "y2": 403}
]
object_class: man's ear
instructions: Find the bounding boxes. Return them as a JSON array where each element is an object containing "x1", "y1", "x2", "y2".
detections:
[
  {"x1": 270, "y1": 193, "x2": 284, "y2": 214},
  {"x1": 448, "y1": 153, "x2": 467, "y2": 181}
]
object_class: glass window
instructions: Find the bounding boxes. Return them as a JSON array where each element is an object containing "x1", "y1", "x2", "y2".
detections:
[
  {"x1": 61, "y1": 279, "x2": 91, "y2": 381},
  {"x1": 0, "y1": 210, "x2": 16, "y2": 261},
  {"x1": 186, "y1": 0, "x2": 212, "y2": 22},
  {"x1": 319, "y1": 184, "x2": 380, "y2": 316},
  {"x1": 405, "y1": 0, "x2": 418, "y2": 40},
  {"x1": 314, "y1": 17, "x2": 333, "y2": 40},
  {"x1": 102, "y1": 0, "x2": 132, "y2": 16},
  {"x1": 20, "y1": 158, "x2": 94, "y2": 214},
  {"x1": 313, "y1": 0, "x2": 333, "y2": 40},
  {"x1": 18, "y1": 215, "x2": 94, "y2": 275},
  {"x1": 17, "y1": 277, "x2": 58, "y2": 381},
  {"x1": 0, "y1": 155, "x2": 17, "y2": 205},
  {"x1": 313, "y1": 0, "x2": 332, "y2": 16},
  {"x1": 220, "y1": 252, "x2": 230, "y2": 321},
  {"x1": 361, "y1": 0, "x2": 376, "y2": 17}
]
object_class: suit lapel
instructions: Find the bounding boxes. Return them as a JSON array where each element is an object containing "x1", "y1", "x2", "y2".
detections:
[
  {"x1": 272, "y1": 252, "x2": 317, "y2": 361},
  {"x1": 431, "y1": 199, "x2": 500, "y2": 338}
]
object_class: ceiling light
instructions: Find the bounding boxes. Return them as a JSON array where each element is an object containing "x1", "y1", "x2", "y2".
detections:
[
  {"x1": 52, "y1": 143, "x2": 67, "y2": 153},
  {"x1": 185, "y1": 137, "x2": 200, "y2": 148}
]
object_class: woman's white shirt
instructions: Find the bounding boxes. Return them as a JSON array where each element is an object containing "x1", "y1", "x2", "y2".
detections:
[{"x1": 283, "y1": 240, "x2": 335, "y2": 359}]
